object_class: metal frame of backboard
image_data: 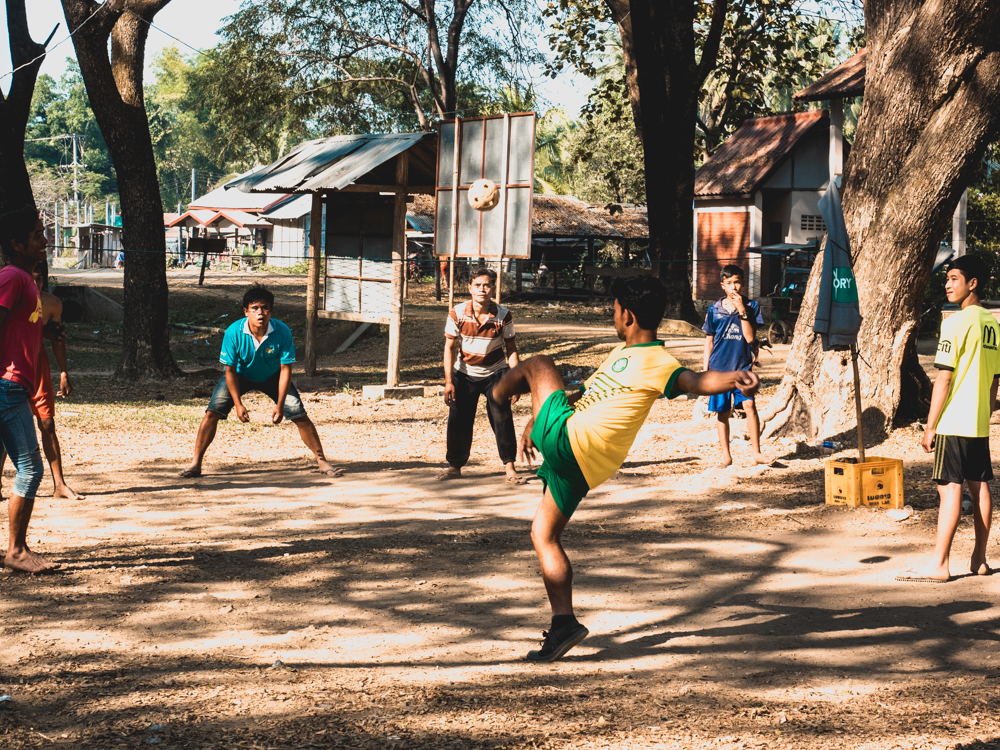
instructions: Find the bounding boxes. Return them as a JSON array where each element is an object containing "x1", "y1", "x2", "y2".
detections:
[{"x1": 434, "y1": 112, "x2": 536, "y2": 306}]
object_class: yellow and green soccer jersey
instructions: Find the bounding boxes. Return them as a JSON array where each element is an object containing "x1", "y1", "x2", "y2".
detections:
[
  {"x1": 567, "y1": 342, "x2": 688, "y2": 489},
  {"x1": 934, "y1": 305, "x2": 1000, "y2": 437}
]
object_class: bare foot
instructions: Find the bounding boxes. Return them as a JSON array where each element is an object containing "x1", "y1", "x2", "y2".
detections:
[
  {"x1": 505, "y1": 472, "x2": 527, "y2": 485},
  {"x1": 179, "y1": 464, "x2": 202, "y2": 479},
  {"x1": 971, "y1": 557, "x2": 992, "y2": 576},
  {"x1": 53, "y1": 484, "x2": 86, "y2": 501},
  {"x1": 752, "y1": 452, "x2": 775, "y2": 465},
  {"x1": 436, "y1": 466, "x2": 462, "y2": 480},
  {"x1": 895, "y1": 567, "x2": 950, "y2": 582},
  {"x1": 717, "y1": 457, "x2": 733, "y2": 469},
  {"x1": 4, "y1": 548, "x2": 61, "y2": 573},
  {"x1": 316, "y1": 459, "x2": 345, "y2": 477}
]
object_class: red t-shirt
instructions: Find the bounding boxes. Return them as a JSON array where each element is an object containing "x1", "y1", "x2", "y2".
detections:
[{"x1": 0, "y1": 265, "x2": 42, "y2": 390}]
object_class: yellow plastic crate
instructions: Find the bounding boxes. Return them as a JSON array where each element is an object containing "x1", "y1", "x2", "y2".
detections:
[{"x1": 824, "y1": 457, "x2": 904, "y2": 509}]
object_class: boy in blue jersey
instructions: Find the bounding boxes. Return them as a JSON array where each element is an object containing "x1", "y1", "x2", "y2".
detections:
[
  {"x1": 180, "y1": 284, "x2": 342, "y2": 479},
  {"x1": 703, "y1": 264, "x2": 770, "y2": 467}
]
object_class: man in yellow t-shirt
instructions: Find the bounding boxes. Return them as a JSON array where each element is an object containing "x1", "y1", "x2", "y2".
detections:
[
  {"x1": 898, "y1": 255, "x2": 1000, "y2": 583},
  {"x1": 493, "y1": 276, "x2": 759, "y2": 662}
]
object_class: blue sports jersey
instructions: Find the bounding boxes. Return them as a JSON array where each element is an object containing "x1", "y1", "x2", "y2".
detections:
[{"x1": 702, "y1": 297, "x2": 763, "y2": 372}]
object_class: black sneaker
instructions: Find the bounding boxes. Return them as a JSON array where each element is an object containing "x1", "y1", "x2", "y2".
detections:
[{"x1": 526, "y1": 623, "x2": 589, "y2": 663}]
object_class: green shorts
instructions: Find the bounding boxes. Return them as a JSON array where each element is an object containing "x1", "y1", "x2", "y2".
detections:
[{"x1": 532, "y1": 390, "x2": 591, "y2": 519}]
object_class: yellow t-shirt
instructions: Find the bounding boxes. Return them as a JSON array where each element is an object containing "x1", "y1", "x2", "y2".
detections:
[
  {"x1": 933, "y1": 305, "x2": 1000, "y2": 437},
  {"x1": 567, "y1": 342, "x2": 687, "y2": 488}
]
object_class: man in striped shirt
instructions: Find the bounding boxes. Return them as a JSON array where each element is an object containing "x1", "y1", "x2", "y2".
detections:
[{"x1": 439, "y1": 269, "x2": 523, "y2": 484}]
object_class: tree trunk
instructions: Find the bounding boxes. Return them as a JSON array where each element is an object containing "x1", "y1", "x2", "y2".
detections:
[
  {"x1": 605, "y1": 0, "x2": 641, "y2": 143},
  {"x1": 760, "y1": 0, "x2": 1000, "y2": 442},
  {"x1": 61, "y1": 0, "x2": 182, "y2": 379},
  {"x1": 0, "y1": 1, "x2": 56, "y2": 213},
  {"x1": 625, "y1": 0, "x2": 700, "y2": 321}
]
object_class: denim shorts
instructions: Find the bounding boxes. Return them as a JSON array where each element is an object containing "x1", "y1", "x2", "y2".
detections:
[
  {"x1": 206, "y1": 372, "x2": 307, "y2": 421},
  {"x1": 0, "y1": 378, "x2": 44, "y2": 498}
]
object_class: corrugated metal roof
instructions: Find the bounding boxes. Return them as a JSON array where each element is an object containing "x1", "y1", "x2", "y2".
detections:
[
  {"x1": 262, "y1": 194, "x2": 312, "y2": 220},
  {"x1": 695, "y1": 110, "x2": 828, "y2": 197},
  {"x1": 793, "y1": 48, "x2": 867, "y2": 102},
  {"x1": 226, "y1": 132, "x2": 434, "y2": 194},
  {"x1": 191, "y1": 167, "x2": 290, "y2": 210}
]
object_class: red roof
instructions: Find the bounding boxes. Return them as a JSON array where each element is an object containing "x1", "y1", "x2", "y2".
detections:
[
  {"x1": 694, "y1": 110, "x2": 828, "y2": 197},
  {"x1": 793, "y1": 48, "x2": 867, "y2": 103}
]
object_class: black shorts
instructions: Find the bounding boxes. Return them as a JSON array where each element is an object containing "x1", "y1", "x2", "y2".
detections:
[{"x1": 932, "y1": 434, "x2": 993, "y2": 485}]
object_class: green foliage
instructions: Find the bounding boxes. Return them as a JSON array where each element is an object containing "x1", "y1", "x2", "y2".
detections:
[
  {"x1": 145, "y1": 47, "x2": 233, "y2": 210},
  {"x1": 25, "y1": 65, "x2": 118, "y2": 208},
  {"x1": 206, "y1": 0, "x2": 541, "y2": 150}
]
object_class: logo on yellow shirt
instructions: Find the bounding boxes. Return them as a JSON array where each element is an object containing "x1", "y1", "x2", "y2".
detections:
[
  {"x1": 984, "y1": 325, "x2": 998, "y2": 351},
  {"x1": 611, "y1": 357, "x2": 628, "y2": 373},
  {"x1": 29, "y1": 297, "x2": 42, "y2": 324}
]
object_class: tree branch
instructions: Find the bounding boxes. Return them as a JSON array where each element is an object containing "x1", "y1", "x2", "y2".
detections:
[{"x1": 696, "y1": 0, "x2": 729, "y2": 88}]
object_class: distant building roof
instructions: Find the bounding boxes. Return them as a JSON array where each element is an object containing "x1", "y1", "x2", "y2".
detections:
[
  {"x1": 191, "y1": 168, "x2": 290, "y2": 211},
  {"x1": 408, "y1": 193, "x2": 648, "y2": 240},
  {"x1": 695, "y1": 110, "x2": 828, "y2": 197},
  {"x1": 793, "y1": 48, "x2": 867, "y2": 102},
  {"x1": 262, "y1": 194, "x2": 312, "y2": 221},
  {"x1": 210, "y1": 210, "x2": 273, "y2": 229},
  {"x1": 225, "y1": 132, "x2": 437, "y2": 194},
  {"x1": 167, "y1": 209, "x2": 219, "y2": 228}
]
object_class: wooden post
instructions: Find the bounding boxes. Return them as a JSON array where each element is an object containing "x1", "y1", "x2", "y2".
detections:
[
  {"x1": 852, "y1": 345, "x2": 866, "y2": 463},
  {"x1": 435, "y1": 254, "x2": 441, "y2": 301},
  {"x1": 515, "y1": 259, "x2": 523, "y2": 294},
  {"x1": 305, "y1": 192, "x2": 323, "y2": 377},
  {"x1": 388, "y1": 152, "x2": 409, "y2": 387},
  {"x1": 588, "y1": 237, "x2": 596, "y2": 298},
  {"x1": 448, "y1": 119, "x2": 461, "y2": 309},
  {"x1": 198, "y1": 245, "x2": 209, "y2": 285}
]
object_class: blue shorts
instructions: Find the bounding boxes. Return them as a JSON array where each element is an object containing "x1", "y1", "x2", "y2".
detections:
[
  {"x1": 207, "y1": 372, "x2": 307, "y2": 421},
  {"x1": 708, "y1": 388, "x2": 753, "y2": 414},
  {"x1": 0, "y1": 379, "x2": 44, "y2": 498}
]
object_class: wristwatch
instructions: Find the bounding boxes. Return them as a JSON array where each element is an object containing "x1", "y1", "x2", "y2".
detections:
[{"x1": 739, "y1": 311, "x2": 748, "y2": 320}]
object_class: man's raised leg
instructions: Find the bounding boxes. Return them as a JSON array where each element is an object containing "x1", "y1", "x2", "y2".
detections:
[
  {"x1": 291, "y1": 416, "x2": 344, "y2": 477},
  {"x1": 493, "y1": 354, "x2": 564, "y2": 421},
  {"x1": 181, "y1": 411, "x2": 221, "y2": 478}
]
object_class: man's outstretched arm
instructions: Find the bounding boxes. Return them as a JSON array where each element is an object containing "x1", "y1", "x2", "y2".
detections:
[{"x1": 677, "y1": 368, "x2": 759, "y2": 399}]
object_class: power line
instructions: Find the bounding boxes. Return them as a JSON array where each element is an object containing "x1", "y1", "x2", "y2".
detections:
[{"x1": 0, "y1": 4, "x2": 103, "y2": 84}]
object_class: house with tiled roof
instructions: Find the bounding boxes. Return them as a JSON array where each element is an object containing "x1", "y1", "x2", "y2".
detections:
[{"x1": 692, "y1": 109, "x2": 837, "y2": 301}]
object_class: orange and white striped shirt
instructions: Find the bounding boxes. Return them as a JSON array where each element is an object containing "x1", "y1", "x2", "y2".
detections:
[{"x1": 445, "y1": 300, "x2": 515, "y2": 379}]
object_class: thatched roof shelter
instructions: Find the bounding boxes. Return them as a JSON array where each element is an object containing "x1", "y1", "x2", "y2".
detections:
[{"x1": 408, "y1": 194, "x2": 648, "y2": 241}]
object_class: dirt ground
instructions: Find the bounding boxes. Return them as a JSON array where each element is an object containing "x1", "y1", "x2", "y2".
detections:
[{"x1": 2, "y1": 273, "x2": 1000, "y2": 750}]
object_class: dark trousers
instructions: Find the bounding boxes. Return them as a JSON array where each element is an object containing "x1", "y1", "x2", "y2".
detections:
[{"x1": 446, "y1": 368, "x2": 517, "y2": 468}]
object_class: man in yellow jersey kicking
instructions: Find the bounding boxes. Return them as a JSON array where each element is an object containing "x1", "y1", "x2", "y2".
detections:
[{"x1": 494, "y1": 276, "x2": 759, "y2": 662}]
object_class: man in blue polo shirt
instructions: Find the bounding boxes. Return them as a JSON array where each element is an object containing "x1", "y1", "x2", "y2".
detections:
[{"x1": 180, "y1": 284, "x2": 342, "y2": 478}]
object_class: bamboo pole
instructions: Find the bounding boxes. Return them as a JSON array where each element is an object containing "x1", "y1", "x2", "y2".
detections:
[
  {"x1": 305, "y1": 192, "x2": 323, "y2": 377},
  {"x1": 388, "y1": 152, "x2": 409, "y2": 387},
  {"x1": 448, "y1": 119, "x2": 461, "y2": 309},
  {"x1": 851, "y1": 344, "x2": 866, "y2": 463}
]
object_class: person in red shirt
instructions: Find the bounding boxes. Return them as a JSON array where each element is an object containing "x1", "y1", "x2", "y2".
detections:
[{"x1": 0, "y1": 208, "x2": 57, "y2": 573}]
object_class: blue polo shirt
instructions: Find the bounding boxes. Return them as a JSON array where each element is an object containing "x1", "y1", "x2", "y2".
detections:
[{"x1": 219, "y1": 318, "x2": 296, "y2": 382}]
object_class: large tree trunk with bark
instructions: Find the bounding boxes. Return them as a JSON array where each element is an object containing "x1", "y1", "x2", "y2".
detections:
[
  {"x1": 615, "y1": 0, "x2": 726, "y2": 321},
  {"x1": 760, "y1": 0, "x2": 1000, "y2": 442},
  {"x1": 625, "y1": 0, "x2": 700, "y2": 321},
  {"x1": 0, "y1": 2, "x2": 57, "y2": 213},
  {"x1": 61, "y1": 0, "x2": 182, "y2": 379}
]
